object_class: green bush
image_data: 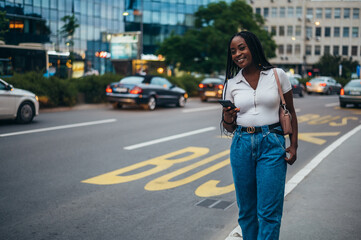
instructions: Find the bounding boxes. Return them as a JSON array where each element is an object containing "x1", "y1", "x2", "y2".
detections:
[
  {"x1": 6, "y1": 72, "x2": 77, "y2": 107},
  {"x1": 167, "y1": 74, "x2": 202, "y2": 97},
  {"x1": 75, "y1": 73, "x2": 122, "y2": 103}
]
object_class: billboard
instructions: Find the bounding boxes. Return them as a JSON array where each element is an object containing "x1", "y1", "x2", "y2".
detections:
[{"x1": 110, "y1": 32, "x2": 140, "y2": 60}]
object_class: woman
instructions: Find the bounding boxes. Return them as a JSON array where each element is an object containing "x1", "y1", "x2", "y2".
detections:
[{"x1": 222, "y1": 31, "x2": 298, "y2": 239}]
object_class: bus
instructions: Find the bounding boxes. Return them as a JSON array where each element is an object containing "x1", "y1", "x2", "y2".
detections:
[{"x1": 0, "y1": 42, "x2": 71, "y2": 78}]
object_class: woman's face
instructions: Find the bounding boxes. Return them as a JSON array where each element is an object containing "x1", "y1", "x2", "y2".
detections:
[{"x1": 230, "y1": 36, "x2": 253, "y2": 69}]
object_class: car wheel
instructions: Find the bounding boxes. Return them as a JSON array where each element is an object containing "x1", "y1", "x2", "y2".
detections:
[
  {"x1": 201, "y1": 96, "x2": 207, "y2": 102},
  {"x1": 299, "y1": 90, "x2": 304, "y2": 97},
  {"x1": 340, "y1": 102, "x2": 346, "y2": 108},
  {"x1": 112, "y1": 103, "x2": 123, "y2": 109},
  {"x1": 307, "y1": 91, "x2": 312, "y2": 95},
  {"x1": 16, "y1": 102, "x2": 34, "y2": 124},
  {"x1": 326, "y1": 88, "x2": 332, "y2": 95},
  {"x1": 145, "y1": 96, "x2": 156, "y2": 110},
  {"x1": 177, "y1": 95, "x2": 186, "y2": 107}
]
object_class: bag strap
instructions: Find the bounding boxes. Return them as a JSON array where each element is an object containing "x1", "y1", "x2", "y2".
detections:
[{"x1": 273, "y1": 68, "x2": 286, "y2": 106}]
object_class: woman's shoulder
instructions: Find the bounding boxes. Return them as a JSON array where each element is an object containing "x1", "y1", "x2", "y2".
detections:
[{"x1": 227, "y1": 70, "x2": 243, "y2": 85}]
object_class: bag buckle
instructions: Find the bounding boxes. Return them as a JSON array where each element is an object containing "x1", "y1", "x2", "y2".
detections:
[{"x1": 246, "y1": 126, "x2": 255, "y2": 133}]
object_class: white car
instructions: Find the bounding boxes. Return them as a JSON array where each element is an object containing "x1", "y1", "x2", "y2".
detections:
[{"x1": 0, "y1": 78, "x2": 39, "y2": 123}]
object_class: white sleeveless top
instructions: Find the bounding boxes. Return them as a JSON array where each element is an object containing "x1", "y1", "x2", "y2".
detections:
[{"x1": 224, "y1": 68, "x2": 292, "y2": 126}]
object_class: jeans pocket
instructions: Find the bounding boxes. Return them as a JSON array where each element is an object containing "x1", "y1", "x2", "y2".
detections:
[{"x1": 271, "y1": 133, "x2": 286, "y2": 151}]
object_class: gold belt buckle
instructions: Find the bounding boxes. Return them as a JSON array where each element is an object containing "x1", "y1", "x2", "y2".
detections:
[{"x1": 246, "y1": 126, "x2": 255, "y2": 133}]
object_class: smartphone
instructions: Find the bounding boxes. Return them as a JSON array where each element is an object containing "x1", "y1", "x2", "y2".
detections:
[{"x1": 218, "y1": 100, "x2": 237, "y2": 109}]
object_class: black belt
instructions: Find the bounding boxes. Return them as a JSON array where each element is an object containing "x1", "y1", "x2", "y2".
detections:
[{"x1": 239, "y1": 122, "x2": 283, "y2": 135}]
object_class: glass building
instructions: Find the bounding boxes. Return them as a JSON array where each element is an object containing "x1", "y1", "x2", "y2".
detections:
[
  {"x1": 1, "y1": 0, "x2": 234, "y2": 74},
  {"x1": 124, "y1": 0, "x2": 234, "y2": 54}
]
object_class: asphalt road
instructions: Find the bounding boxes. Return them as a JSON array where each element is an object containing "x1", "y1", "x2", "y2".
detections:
[{"x1": 1, "y1": 95, "x2": 360, "y2": 240}]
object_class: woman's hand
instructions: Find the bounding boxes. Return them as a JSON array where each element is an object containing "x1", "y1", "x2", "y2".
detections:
[
  {"x1": 285, "y1": 145, "x2": 297, "y2": 165},
  {"x1": 223, "y1": 107, "x2": 239, "y2": 123}
]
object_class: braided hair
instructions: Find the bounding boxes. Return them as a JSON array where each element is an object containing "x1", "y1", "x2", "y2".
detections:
[{"x1": 224, "y1": 31, "x2": 274, "y2": 84}]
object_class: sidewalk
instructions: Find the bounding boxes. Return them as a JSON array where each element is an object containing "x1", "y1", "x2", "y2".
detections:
[{"x1": 226, "y1": 125, "x2": 361, "y2": 240}]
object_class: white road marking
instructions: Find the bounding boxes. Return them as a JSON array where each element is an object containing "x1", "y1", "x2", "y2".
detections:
[
  {"x1": 325, "y1": 102, "x2": 339, "y2": 107},
  {"x1": 182, "y1": 106, "x2": 220, "y2": 113},
  {"x1": 124, "y1": 126, "x2": 216, "y2": 150},
  {"x1": 0, "y1": 119, "x2": 117, "y2": 137},
  {"x1": 227, "y1": 124, "x2": 361, "y2": 239}
]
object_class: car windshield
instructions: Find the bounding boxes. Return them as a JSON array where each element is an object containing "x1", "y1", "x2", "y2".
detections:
[
  {"x1": 202, "y1": 78, "x2": 223, "y2": 84},
  {"x1": 346, "y1": 80, "x2": 361, "y2": 88},
  {"x1": 310, "y1": 78, "x2": 326, "y2": 83},
  {"x1": 119, "y1": 76, "x2": 144, "y2": 84}
]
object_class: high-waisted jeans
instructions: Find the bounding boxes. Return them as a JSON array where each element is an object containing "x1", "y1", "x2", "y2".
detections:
[{"x1": 230, "y1": 124, "x2": 287, "y2": 240}]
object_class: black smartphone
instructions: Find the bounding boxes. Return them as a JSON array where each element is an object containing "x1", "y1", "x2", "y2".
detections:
[{"x1": 218, "y1": 100, "x2": 237, "y2": 109}]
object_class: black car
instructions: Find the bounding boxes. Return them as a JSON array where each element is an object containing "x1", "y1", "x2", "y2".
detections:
[
  {"x1": 106, "y1": 75, "x2": 188, "y2": 110},
  {"x1": 198, "y1": 78, "x2": 224, "y2": 102},
  {"x1": 289, "y1": 76, "x2": 305, "y2": 97}
]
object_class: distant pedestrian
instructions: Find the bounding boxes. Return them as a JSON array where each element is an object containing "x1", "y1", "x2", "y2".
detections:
[{"x1": 221, "y1": 31, "x2": 298, "y2": 239}]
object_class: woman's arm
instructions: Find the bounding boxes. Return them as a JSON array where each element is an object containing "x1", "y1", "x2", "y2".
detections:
[{"x1": 283, "y1": 90, "x2": 298, "y2": 165}]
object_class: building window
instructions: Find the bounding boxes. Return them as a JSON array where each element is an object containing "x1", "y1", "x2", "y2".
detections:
[
  {"x1": 325, "y1": 27, "x2": 331, "y2": 37},
  {"x1": 343, "y1": 27, "x2": 349, "y2": 37},
  {"x1": 316, "y1": 8, "x2": 322, "y2": 18},
  {"x1": 271, "y1": 7, "x2": 277, "y2": 18},
  {"x1": 296, "y1": 25, "x2": 301, "y2": 36},
  {"x1": 352, "y1": 27, "x2": 359, "y2": 37},
  {"x1": 333, "y1": 46, "x2": 339, "y2": 56},
  {"x1": 256, "y1": 8, "x2": 261, "y2": 15},
  {"x1": 334, "y1": 27, "x2": 340, "y2": 37},
  {"x1": 296, "y1": 7, "x2": 302, "y2": 18},
  {"x1": 351, "y1": 46, "x2": 358, "y2": 56},
  {"x1": 353, "y1": 8, "x2": 360, "y2": 19},
  {"x1": 271, "y1": 26, "x2": 277, "y2": 35},
  {"x1": 306, "y1": 26, "x2": 312, "y2": 39},
  {"x1": 344, "y1": 8, "x2": 350, "y2": 19},
  {"x1": 306, "y1": 8, "x2": 313, "y2": 20},
  {"x1": 279, "y1": 26, "x2": 285, "y2": 36},
  {"x1": 315, "y1": 27, "x2": 321, "y2": 37},
  {"x1": 264, "y1": 8, "x2": 269, "y2": 18},
  {"x1": 287, "y1": 44, "x2": 292, "y2": 54},
  {"x1": 280, "y1": 7, "x2": 285, "y2": 18},
  {"x1": 325, "y1": 8, "x2": 332, "y2": 18},
  {"x1": 342, "y1": 46, "x2": 348, "y2": 56},
  {"x1": 278, "y1": 45, "x2": 284, "y2": 54},
  {"x1": 324, "y1": 45, "x2": 330, "y2": 54},
  {"x1": 306, "y1": 45, "x2": 312, "y2": 55},
  {"x1": 288, "y1": 7, "x2": 294, "y2": 17},
  {"x1": 315, "y1": 45, "x2": 321, "y2": 55},
  {"x1": 334, "y1": 8, "x2": 341, "y2": 19},
  {"x1": 287, "y1": 26, "x2": 293, "y2": 36},
  {"x1": 295, "y1": 44, "x2": 301, "y2": 55}
]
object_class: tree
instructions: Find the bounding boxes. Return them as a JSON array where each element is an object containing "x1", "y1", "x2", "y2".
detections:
[
  {"x1": 0, "y1": 11, "x2": 9, "y2": 41},
  {"x1": 315, "y1": 54, "x2": 359, "y2": 79},
  {"x1": 60, "y1": 14, "x2": 79, "y2": 53},
  {"x1": 156, "y1": 0, "x2": 276, "y2": 74}
]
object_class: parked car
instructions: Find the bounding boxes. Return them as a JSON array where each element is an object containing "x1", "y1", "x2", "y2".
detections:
[
  {"x1": 306, "y1": 76, "x2": 342, "y2": 95},
  {"x1": 289, "y1": 76, "x2": 305, "y2": 97},
  {"x1": 339, "y1": 79, "x2": 361, "y2": 108},
  {"x1": 0, "y1": 78, "x2": 39, "y2": 123},
  {"x1": 105, "y1": 75, "x2": 188, "y2": 110},
  {"x1": 198, "y1": 78, "x2": 224, "y2": 102}
]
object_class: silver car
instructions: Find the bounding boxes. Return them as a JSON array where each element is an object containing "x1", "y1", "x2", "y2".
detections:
[
  {"x1": 306, "y1": 76, "x2": 342, "y2": 95},
  {"x1": 339, "y1": 79, "x2": 361, "y2": 108},
  {"x1": 0, "y1": 78, "x2": 39, "y2": 123}
]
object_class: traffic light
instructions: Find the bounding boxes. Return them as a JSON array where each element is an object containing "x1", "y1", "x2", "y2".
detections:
[{"x1": 308, "y1": 71, "x2": 312, "y2": 77}]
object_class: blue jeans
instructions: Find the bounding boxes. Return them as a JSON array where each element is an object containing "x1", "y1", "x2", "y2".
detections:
[{"x1": 230, "y1": 124, "x2": 287, "y2": 240}]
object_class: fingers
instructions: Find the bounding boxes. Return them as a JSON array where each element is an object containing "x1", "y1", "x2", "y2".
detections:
[{"x1": 284, "y1": 147, "x2": 297, "y2": 165}]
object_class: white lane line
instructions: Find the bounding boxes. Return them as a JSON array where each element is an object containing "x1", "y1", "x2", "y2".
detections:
[
  {"x1": 0, "y1": 119, "x2": 117, "y2": 137},
  {"x1": 182, "y1": 106, "x2": 220, "y2": 113},
  {"x1": 227, "y1": 124, "x2": 361, "y2": 239},
  {"x1": 124, "y1": 126, "x2": 216, "y2": 150},
  {"x1": 325, "y1": 102, "x2": 339, "y2": 107}
]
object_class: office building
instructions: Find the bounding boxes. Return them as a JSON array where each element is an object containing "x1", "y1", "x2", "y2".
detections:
[{"x1": 248, "y1": 0, "x2": 361, "y2": 76}]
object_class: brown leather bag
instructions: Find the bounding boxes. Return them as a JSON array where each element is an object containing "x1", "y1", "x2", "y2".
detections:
[{"x1": 273, "y1": 69, "x2": 293, "y2": 135}]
